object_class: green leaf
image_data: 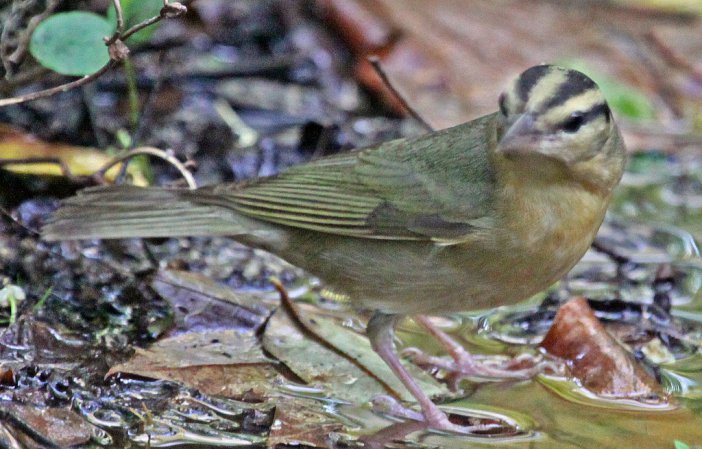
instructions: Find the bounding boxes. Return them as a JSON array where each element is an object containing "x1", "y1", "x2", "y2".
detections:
[
  {"x1": 675, "y1": 441, "x2": 691, "y2": 449},
  {"x1": 107, "y1": 0, "x2": 163, "y2": 44},
  {"x1": 30, "y1": 12, "x2": 113, "y2": 76}
]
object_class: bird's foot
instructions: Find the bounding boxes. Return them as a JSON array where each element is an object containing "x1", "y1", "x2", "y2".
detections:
[
  {"x1": 408, "y1": 315, "x2": 557, "y2": 389},
  {"x1": 371, "y1": 395, "x2": 500, "y2": 435},
  {"x1": 403, "y1": 348, "x2": 551, "y2": 390}
]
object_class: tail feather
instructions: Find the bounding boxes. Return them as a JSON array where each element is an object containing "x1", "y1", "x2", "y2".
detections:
[{"x1": 42, "y1": 185, "x2": 247, "y2": 241}]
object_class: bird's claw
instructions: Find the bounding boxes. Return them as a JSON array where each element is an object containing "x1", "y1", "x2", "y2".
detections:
[
  {"x1": 402, "y1": 347, "x2": 553, "y2": 390},
  {"x1": 370, "y1": 395, "x2": 500, "y2": 435}
]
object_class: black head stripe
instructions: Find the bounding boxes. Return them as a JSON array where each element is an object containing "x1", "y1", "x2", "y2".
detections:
[
  {"x1": 517, "y1": 65, "x2": 552, "y2": 102},
  {"x1": 544, "y1": 71, "x2": 598, "y2": 110},
  {"x1": 560, "y1": 102, "x2": 610, "y2": 130},
  {"x1": 599, "y1": 103, "x2": 611, "y2": 123}
]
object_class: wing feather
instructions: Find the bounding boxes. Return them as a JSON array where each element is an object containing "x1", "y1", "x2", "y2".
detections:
[{"x1": 194, "y1": 114, "x2": 499, "y2": 241}]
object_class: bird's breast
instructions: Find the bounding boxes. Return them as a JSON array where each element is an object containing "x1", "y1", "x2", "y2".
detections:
[{"x1": 493, "y1": 175, "x2": 610, "y2": 298}]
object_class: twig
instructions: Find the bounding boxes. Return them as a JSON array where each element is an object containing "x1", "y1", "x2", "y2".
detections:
[
  {"x1": 3, "y1": 0, "x2": 61, "y2": 70},
  {"x1": 645, "y1": 30, "x2": 702, "y2": 86},
  {"x1": 0, "y1": 61, "x2": 116, "y2": 107},
  {"x1": 214, "y1": 98, "x2": 259, "y2": 148},
  {"x1": 106, "y1": 0, "x2": 125, "y2": 45},
  {"x1": 94, "y1": 146, "x2": 197, "y2": 189},
  {"x1": 120, "y1": 1, "x2": 187, "y2": 42},
  {"x1": 0, "y1": 1, "x2": 187, "y2": 108},
  {"x1": 367, "y1": 56, "x2": 434, "y2": 132},
  {"x1": 0, "y1": 146, "x2": 195, "y2": 188},
  {"x1": 269, "y1": 277, "x2": 408, "y2": 400},
  {"x1": 0, "y1": 204, "x2": 41, "y2": 237}
]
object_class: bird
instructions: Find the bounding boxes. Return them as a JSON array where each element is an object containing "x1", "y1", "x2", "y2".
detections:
[{"x1": 42, "y1": 65, "x2": 626, "y2": 433}]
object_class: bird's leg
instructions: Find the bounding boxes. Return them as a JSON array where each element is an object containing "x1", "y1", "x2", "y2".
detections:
[
  {"x1": 408, "y1": 315, "x2": 544, "y2": 386},
  {"x1": 366, "y1": 312, "x2": 472, "y2": 434}
]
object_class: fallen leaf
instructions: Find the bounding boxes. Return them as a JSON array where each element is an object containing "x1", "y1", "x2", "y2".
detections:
[
  {"x1": 263, "y1": 307, "x2": 392, "y2": 403},
  {"x1": 541, "y1": 297, "x2": 666, "y2": 400},
  {"x1": 151, "y1": 269, "x2": 279, "y2": 336},
  {"x1": 264, "y1": 304, "x2": 448, "y2": 403},
  {"x1": 267, "y1": 397, "x2": 345, "y2": 448},
  {"x1": 0, "y1": 124, "x2": 148, "y2": 184},
  {"x1": 5, "y1": 404, "x2": 93, "y2": 448},
  {"x1": 108, "y1": 330, "x2": 282, "y2": 399}
]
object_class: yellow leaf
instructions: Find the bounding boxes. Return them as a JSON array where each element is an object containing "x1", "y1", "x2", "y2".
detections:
[{"x1": 0, "y1": 124, "x2": 148, "y2": 185}]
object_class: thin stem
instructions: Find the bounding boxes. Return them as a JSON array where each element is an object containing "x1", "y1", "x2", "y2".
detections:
[
  {"x1": 123, "y1": 57, "x2": 140, "y2": 128},
  {"x1": 111, "y1": 0, "x2": 125, "y2": 41},
  {"x1": 368, "y1": 56, "x2": 434, "y2": 132},
  {"x1": 95, "y1": 147, "x2": 197, "y2": 189},
  {"x1": 0, "y1": 61, "x2": 116, "y2": 107}
]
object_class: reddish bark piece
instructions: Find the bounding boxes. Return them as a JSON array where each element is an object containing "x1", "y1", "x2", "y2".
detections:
[
  {"x1": 541, "y1": 297, "x2": 665, "y2": 400},
  {"x1": 7, "y1": 405, "x2": 93, "y2": 447},
  {"x1": 0, "y1": 367, "x2": 14, "y2": 386},
  {"x1": 318, "y1": 0, "x2": 396, "y2": 54}
]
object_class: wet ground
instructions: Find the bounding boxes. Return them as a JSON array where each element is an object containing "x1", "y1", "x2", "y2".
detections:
[{"x1": 1, "y1": 1, "x2": 702, "y2": 448}]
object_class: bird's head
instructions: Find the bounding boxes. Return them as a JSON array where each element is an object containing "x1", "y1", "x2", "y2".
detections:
[{"x1": 496, "y1": 65, "x2": 625, "y2": 193}]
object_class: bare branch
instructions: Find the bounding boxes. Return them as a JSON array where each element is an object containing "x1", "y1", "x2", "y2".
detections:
[
  {"x1": 646, "y1": 31, "x2": 702, "y2": 85},
  {"x1": 106, "y1": 0, "x2": 125, "y2": 45},
  {"x1": 368, "y1": 56, "x2": 434, "y2": 132},
  {"x1": 0, "y1": 61, "x2": 116, "y2": 107},
  {"x1": 0, "y1": 1, "x2": 188, "y2": 108}
]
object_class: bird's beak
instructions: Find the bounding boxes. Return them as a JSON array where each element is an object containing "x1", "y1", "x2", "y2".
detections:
[{"x1": 497, "y1": 113, "x2": 542, "y2": 156}]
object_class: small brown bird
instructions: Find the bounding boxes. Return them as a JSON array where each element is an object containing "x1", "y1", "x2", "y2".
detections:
[{"x1": 43, "y1": 65, "x2": 626, "y2": 433}]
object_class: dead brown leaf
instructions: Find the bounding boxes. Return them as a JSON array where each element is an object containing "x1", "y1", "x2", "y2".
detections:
[
  {"x1": 151, "y1": 269, "x2": 279, "y2": 336},
  {"x1": 541, "y1": 297, "x2": 666, "y2": 401},
  {"x1": 108, "y1": 330, "x2": 282, "y2": 399},
  {"x1": 267, "y1": 397, "x2": 345, "y2": 448},
  {"x1": 5, "y1": 404, "x2": 93, "y2": 448}
]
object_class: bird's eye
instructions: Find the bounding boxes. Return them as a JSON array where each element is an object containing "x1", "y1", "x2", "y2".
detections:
[
  {"x1": 498, "y1": 93, "x2": 508, "y2": 116},
  {"x1": 562, "y1": 111, "x2": 584, "y2": 133}
]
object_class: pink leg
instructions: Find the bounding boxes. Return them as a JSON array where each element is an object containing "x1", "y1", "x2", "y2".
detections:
[
  {"x1": 411, "y1": 315, "x2": 545, "y2": 381},
  {"x1": 366, "y1": 313, "x2": 473, "y2": 433}
]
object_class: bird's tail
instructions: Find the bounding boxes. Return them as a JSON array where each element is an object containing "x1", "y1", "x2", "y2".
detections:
[{"x1": 42, "y1": 185, "x2": 249, "y2": 241}]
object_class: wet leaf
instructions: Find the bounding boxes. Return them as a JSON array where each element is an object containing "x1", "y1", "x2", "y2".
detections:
[
  {"x1": 108, "y1": 330, "x2": 282, "y2": 399},
  {"x1": 541, "y1": 298, "x2": 665, "y2": 400},
  {"x1": 0, "y1": 319, "x2": 89, "y2": 367},
  {"x1": 151, "y1": 269, "x2": 279, "y2": 336},
  {"x1": 0, "y1": 125, "x2": 148, "y2": 185},
  {"x1": 263, "y1": 305, "x2": 447, "y2": 403},
  {"x1": 117, "y1": 330, "x2": 271, "y2": 368},
  {"x1": 267, "y1": 397, "x2": 345, "y2": 448},
  {"x1": 263, "y1": 308, "x2": 389, "y2": 403},
  {"x1": 5, "y1": 404, "x2": 93, "y2": 447}
]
